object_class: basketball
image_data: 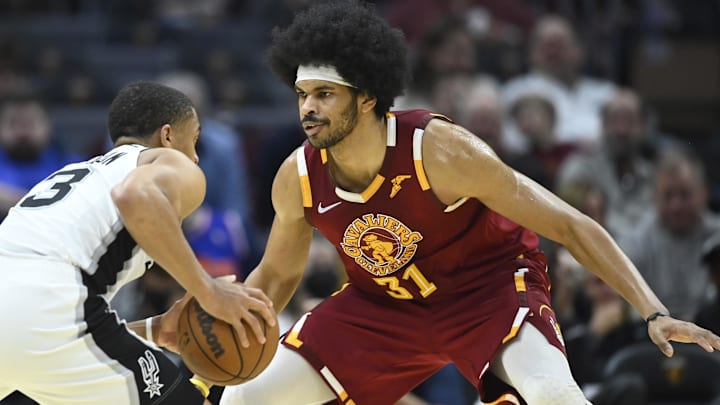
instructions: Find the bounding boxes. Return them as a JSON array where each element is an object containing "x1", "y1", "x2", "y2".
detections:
[{"x1": 177, "y1": 297, "x2": 279, "y2": 385}]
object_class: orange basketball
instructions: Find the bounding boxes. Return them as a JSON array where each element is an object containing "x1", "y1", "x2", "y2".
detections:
[{"x1": 177, "y1": 297, "x2": 279, "y2": 385}]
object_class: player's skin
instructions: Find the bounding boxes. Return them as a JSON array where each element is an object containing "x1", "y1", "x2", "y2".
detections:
[
  {"x1": 112, "y1": 108, "x2": 275, "y2": 349},
  {"x1": 241, "y1": 78, "x2": 720, "y2": 358}
]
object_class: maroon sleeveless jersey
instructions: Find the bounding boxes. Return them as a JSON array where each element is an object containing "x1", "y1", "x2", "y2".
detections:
[{"x1": 297, "y1": 109, "x2": 543, "y2": 302}]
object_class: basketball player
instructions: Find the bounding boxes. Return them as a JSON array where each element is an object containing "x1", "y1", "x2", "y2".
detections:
[
  {"x1": 216, "y1": 2, "x2": 720, "y2": 404},
  {"x1": 0, "y1": 82, "x2": 274, "y2": 404}
]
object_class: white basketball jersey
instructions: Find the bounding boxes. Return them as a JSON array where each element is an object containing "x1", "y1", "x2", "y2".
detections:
[{"x1": 0, "y1": 144, "x2": 153, "y2": 299}]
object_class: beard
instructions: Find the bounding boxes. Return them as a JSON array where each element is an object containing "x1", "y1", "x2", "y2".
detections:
[
  {"x1": 1, "y1": 138, "x2": 46, "y2": 161},
  {"x1": 305, "y1": 98, "x2": 359, "y2": 149}
]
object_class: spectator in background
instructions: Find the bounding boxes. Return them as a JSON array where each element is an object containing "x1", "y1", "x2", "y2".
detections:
[
  {"x1": 694, "y1": 231, "x2": 720, "y2": 335},
  {"x1": 556, "y1": 89, "x2": 656, "y2": 236},
  {"x1": 505, "y1": 93, "x2": 578, "y2": 189},
  {"x1": 502, "y1": 15, "x2": 616, "y2": 153},
  {"x1": 0, "y1": 94, "x2": 80, "y2": 220},
  {"x1": 156, "y1": 71, "x2": 260, "y2": 278},
  {"x1": 455, "y1": 80, "x2": 506, "y2": 159},
  {"x1": 618, "y1": 151, "x2": 720, "y2": 321},
  {"x1": 563, "y1": 270, "x2": 648, "y2": 405},
  {"x1": 395, "y1": 15, "x2": 479, "y2": 112}
]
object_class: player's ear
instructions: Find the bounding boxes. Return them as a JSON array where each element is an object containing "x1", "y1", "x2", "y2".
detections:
[
  {"x1": 358, "y1": 92, "x2": 377, "y2": 114},
  {"x1": 158, "y1": 124, "x2": 173, "y2": 147}
]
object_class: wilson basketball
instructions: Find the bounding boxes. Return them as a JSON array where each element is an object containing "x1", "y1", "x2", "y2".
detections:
[{"x1": 177, "y1": 297, "x2": 279, "y2": 385}]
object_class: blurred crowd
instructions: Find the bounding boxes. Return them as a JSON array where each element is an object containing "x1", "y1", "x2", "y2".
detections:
[{"x1": 1, "y1": 1, "x2": 719, "y2": 405}]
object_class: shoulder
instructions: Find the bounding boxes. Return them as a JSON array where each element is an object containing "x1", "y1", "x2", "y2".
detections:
[
  {"x1": 423, "y1": 118, "x2": 498, "y2": 163},
  {"x1": 421, "y1": 119, "x2": 506, "y2": 204},
  {"x1": 270, "y1": 147, "x2": 306, "y2": 220}
]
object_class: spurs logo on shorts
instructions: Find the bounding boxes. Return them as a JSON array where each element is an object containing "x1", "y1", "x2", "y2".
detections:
[
  {"x1": 138, "y1": 350, "x2": 164, "y2": 398},
  {"x1": 340, "y1": 213, "x2": 423, "y2": 276}
]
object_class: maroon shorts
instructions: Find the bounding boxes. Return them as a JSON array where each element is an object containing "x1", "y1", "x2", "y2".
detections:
[{"x1": 281, "y1": 258, "x2": 565, "y2": 405}]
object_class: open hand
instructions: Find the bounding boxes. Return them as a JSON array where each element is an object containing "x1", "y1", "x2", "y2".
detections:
[{"x1": 647, "y1": 315, "x2": 720, "y2": 357}]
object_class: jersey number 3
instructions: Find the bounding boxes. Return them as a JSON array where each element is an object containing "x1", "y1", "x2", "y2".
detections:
[
  {"x1": 374, "y1": 264, "x2": 438, "y2": 300},
  {"x1": 20, "y1": 168, "x2": 91, "y2": 208}
]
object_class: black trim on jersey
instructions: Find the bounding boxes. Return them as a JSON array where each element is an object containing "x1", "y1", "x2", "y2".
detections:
[
  {"x1": 81, "y1": 295, "x2": 204, "y2": 405},
  {"x1": 82, "y1": 228, "x2": 137, "y2": 295}
]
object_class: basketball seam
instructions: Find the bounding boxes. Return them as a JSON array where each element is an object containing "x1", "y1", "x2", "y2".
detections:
[
  {"x1": 239, "y1": 319, "x2": 268, "y2": 379},
  {"x1": 184, "y1": 302, "x2": 243, "y2": 383}
]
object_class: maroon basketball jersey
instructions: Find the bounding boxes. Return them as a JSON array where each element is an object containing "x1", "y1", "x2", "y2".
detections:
[{"x1": 297, "y1": 109, "x2": 543, "y2": 302}]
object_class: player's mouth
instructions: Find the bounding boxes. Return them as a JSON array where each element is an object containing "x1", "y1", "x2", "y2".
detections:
[{"x1": 303, "y1": 122, "x2": 325, "y2": 136}]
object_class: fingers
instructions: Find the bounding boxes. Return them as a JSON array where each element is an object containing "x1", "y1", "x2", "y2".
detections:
[
  {"x1": 244, "y1": 288, "x2": 276, "y2": 327},
  {"x1": 230, "y1": 315, "x2": 251, "y2": 348},
  {"x1": 231, "y1": 308, "x2": 267, "y2": 348}
]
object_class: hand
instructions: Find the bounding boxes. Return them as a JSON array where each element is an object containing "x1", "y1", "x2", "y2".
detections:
[
  {"x1": 156, "y1": 292, "x2": 194, "y2": 353},
  {"x1": 647, "y1": 315, "x2": 720, "y2": 357},
  {"x1": 196, "y1": 276, "x2": 276, "y2": 348},
  {"x1": 155, "y1": 275, "x2": 238, "y2": 353}
]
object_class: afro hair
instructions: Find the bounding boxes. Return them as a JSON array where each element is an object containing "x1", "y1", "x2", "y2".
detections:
[{"x1": 267, "y1": 0, "x2": 408, "y2": 118}]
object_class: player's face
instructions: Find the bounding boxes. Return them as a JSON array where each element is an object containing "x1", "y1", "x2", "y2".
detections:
[
  {"x1": 296, "y1": 80, "x2": 359, "y2": 149},
  {"x1": 171, "y1": 108, "x2": 201, "y2": 164}
]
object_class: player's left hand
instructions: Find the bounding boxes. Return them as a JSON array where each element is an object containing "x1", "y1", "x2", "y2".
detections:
[{"x1": 647, "y1": 315, "x2": 720, "y2": 357}]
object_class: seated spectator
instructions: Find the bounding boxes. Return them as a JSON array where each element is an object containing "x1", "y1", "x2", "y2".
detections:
[
  {"x1": 454, "y1": 80, "x2": 506, "y2": 159},
  {"x1": 556, "y1": 89, "x2": 656, "y2": 236},
  {"x1": 695, "y1": 231, "x2": 720, "y2": 334},
  {"x1": 0, "y1": 94, "x2": 81, "y2": 220},
  {"x1": 618, "y1": 151, "x2": 720, "y2": 321},
  {"x1": 505, "y1": 93, "x2": 579, "y2": 189},
  {"x1": 395, "y1": 15, "x2": 479, "y2": 112},
  {"x1": 502, "y1": 15, "x2": 616, "y2": 152},
  {"x1": 563, "y1": 270, "x2": 648, "y2": 405}
]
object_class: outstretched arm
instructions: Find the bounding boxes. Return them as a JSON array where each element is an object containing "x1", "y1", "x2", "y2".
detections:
[
  {"x1": 423, "y1": 119, "x2": 720, "y2": 357},
  {"x1": 113, "y1": 148, "x2": 274, "y2": 347}
]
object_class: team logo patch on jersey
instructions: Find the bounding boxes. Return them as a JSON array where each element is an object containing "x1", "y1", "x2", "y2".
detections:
[
  {"x1": 138, "y1": 350, "x2": 164, "y2": 398},
  {"x1": 341, "y1": 214, "x2": 423, "y2": 276}
]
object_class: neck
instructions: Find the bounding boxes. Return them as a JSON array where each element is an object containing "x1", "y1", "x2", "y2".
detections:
[
  {"x1": 114, "y1": 136, "x2": 152, "y2": 148},
  {"x1": 326, "y1": 115, "x2": 387, "y2": 192}
]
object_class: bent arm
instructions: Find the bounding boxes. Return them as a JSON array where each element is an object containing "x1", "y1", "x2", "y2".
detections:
[
  {"x1": 423, "y1": 120, "x2": 667, "y2": 319},
  {"x1": 244, "y1": 152, "x2": 313, "y2": 312},
  {"x1": 111, "y1": 149, "x2": 214, "y2": 301}
]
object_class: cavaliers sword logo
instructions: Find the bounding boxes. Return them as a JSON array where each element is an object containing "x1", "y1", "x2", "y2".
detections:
[{"x1": 389, "y1": 175, "x2": 411, "y2": 198}]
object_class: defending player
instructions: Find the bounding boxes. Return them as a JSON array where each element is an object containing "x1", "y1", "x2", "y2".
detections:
[
  {"x1": 216, "y1": 2, "x2": 720, "y2": 404},
  {"x1": 0, "y1": 82, "x2": 274, "y2": 404}
]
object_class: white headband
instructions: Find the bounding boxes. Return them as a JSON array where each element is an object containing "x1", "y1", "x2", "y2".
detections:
[{"x1": 295, "y1": 64, "x2": 356, "y2": 88}]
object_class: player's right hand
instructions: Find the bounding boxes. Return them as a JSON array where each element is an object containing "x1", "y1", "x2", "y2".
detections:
[{"x1": 197, "y1": 277, "x2": 276, "y2": 348}]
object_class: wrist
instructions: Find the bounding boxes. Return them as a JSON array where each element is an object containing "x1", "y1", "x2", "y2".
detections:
[
  {"x1": 145, "y1": 315, "x2": 161, "y2": 345},
  {"x1": 645, "y1": 311, "x2": 668, "y2": 323}
]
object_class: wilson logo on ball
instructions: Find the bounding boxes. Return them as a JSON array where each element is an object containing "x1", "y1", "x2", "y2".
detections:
[{"x1": 193, "y1": 301, "x2": 225, "y2": 359}]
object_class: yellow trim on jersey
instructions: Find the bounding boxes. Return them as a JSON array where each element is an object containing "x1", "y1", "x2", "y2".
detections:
[
  {"x1": 484, "y1": 393, "x2": 521, "y2": 405},
  {"x1": 513, "y1": 268, "x2": 528, "y2": 293},
  {"x1": 429, "y1": 112, "x2": 452, "y2": 122},
  {"x1": 295, "y1": 148, "x2": 313, "y2": 208},
  {"x1": 284, "y1": 312, "x2": 309, "y2": 348},
  {"x1": 539, "y1": 304, "x2": 552, "y2": 317},
  {"x1": 320, "y1": 149, "x2": 328, "y2": 164},
  {"x1": 331, "y1": 282, "x2": 350, "y2": 296},
  {"x1": 501, "y1": 307, "x2": 530, "y2": 344},
  {"x1": 320, "y1": 366, "x2": 353, "y2": 405},
  {"x1": 359, "y1": 174, "x2": 386, "y2": 202},
  {"x1": 412, "y1": 128, "x2": 431, "y2": 190}
]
